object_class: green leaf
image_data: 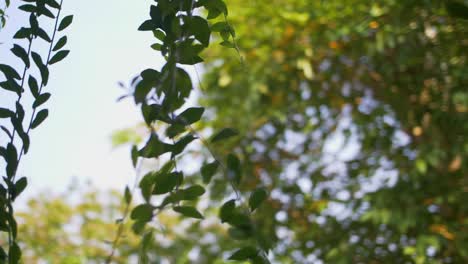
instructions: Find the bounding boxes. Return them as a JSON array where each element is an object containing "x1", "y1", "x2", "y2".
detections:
[
  {"x1": 227, "y1": 153, "x2": 242, "y2": 185},
  {"x1": 131, "y1": 145, "x2": 139, "y2": 168},
  {"x1": 180, "y1": 185, "x2": 205, "y2": 200},
  {"x1": 124, "y1": 186, "x2": 132, "y2": 204},
  {"x1": 0, "y1": 80, "x2": 22, "y2": 94},
  {"x1": 31, "y1": 109, "x2": 49, "y2": 129},
  {"x1": 11, "y1": 44, "x2": 30, "y2": 68},
  {"x1": 446, "y1": 1, "x2": 468, "y2": 19},
  {"x1": 58, "y1": 15, "x2": 73, "y2": 31},
  {"x1": 151, "y1": 43, "x2": 162, "y2": 51},
  {"x1": 13, "y1": 27, "x2": 31, "y2": 39},
  {"x1": 0, "y1": 64, "x2": 21, "y2": 80},
  {"x1": 28, "y1": 76, "x2": 39, "y2": 97},
  {"x1": 139, "y1": 134, "x2": 173, "y2": 158},
  {"x1": 249, "y1": 188, "x2": 268, "y2": 212},
  {"x1": 228, "y1": 246, "x2": 258, "y2": 261},
  {"x1": 5, "y1": 143, "x2": 18, "y2": 178},
  {"x1": 36, "y1": 27, "x2": 51, "y2": 42},
  {"x1": 211, "y1": 22, "x2": 229, "y2": 32},
  {"x1": 153, "y1": 171, "x2": 183, "y2": 195},
  {"x1": 171, "y1": 134, "x2": 196, "y2": 157},
  {"x1": 201, "y1": 161, "x2": 219, "y2": 184},
  {"x1": 53, "y1": 36, "x2": 67, "y2": 51},
  {"x1": 31, "y1": 52, "x2": 49, "y2": 85},
  {"x1": 219, "y1": 199, "x2": 236, "y2": 223},
  {"x1": 211, "y1": 128, "x2": 238, "y2": 143},
  {"x1": 13, "y1": 177, "x2": 27, "y2": 200},
  {"x1": 8, "y1": 242, "x2": 21, "y2": 264},
  {"x1": 130, "y1": 204, "x2": 153, "y2": 222},
  {"x1": 18, "y1": 4, "x2": 36, "y2": 13},
  {"x1": 46, "y1": 0, "x2": 60, "y2": 9},
  {"x1": 187, "y1": 16, "x2": 211, "y2": 46},
  {"x1": 173, "y1": 206, "x2": 204, "y2": 219},
  {"x1": 177, "y1": 107, "x2": 205, "y2": 125},
  {"x1": 32, "y1": 93, "x2": 51, "y2": 108},
  {"x1": 138, "y1": 20, "x2": 156, "y2": 31},
  {"x1": 48, "y1": 50, "x2": 69, "y2": 65},
  {"x1": 0, "y1": 108, "x2": 14, "y2": 118}
]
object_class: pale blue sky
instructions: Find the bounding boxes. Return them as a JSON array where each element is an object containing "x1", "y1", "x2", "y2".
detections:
[{"x1": 1, "y1": 1, "x2": 168, "y2": 198}]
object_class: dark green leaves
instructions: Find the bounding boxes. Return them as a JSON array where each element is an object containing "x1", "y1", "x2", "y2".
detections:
[
  {"x1": 179, "y1": 185, "x2": 205, "y2": 200},
  {"x1": 53, "y1": 36, "x2": 67, "y2": 51},
  {"x1": 446, "y1": 1, "x2": 468, "y2": 19},
  {"x1": 153, "y1": 171, "x2": 183, "y2": 195},
  {"x1": 11, "y1": 44, "x2": 30, "y2": 68},
  {"x1": 227, "y1": 153, "x2": 242, "y2": 185},
  {"x1": 249, "y1": 188, "x2": 268, "y2": 212},
  {"x1": 139, "y1": 134, "x2": 172, "y2": 158},
  {"x1": 32, "y1": 52, "x2": 49, "y2": 85},
  {"x1": 32, "y1": 93, "x2": 51, "y2": 108},
  {"x1": 5, "y1": 143, "x2": 18, "y2": 178},
  {"x1": 12, "y1": 177, "x2": 27, "y2": 201},
  {"x1": 28, "y1": 76, "x2": 39, "y2": 98},
  {"x1": 185, "y1": 16, "x2": 211, "y2": 46},
  {"x1": 173, "y1": 206, "x2": 204, "y2": 219},
  {"x1": 0, "y1": 64, "x2": 21, "y2": 80},
  {"x1": 201, "y1": 161, "x2": 219, "y2": 184},
  {"x1": 124, "y1": 186, "x2": 132, "y2": 204},
  {"x1": 130, "y1": 204, "x2": 154, "y2": 222},
  {"x1": 31, "y1": 109, "x2": 48, "y2": 129},
  {"x1": 0, "y1": 108, "x2": 14, "y2": 118},
  {"x1": 48, "y1": 50, "x2": 70, "y2": 65},
  {"x1": 176, "y1": 107, "x2": 204, "y2": 125},
  {"x1": 58, "y1": 15, "x2": 73, "y2": 31},
  {"x1": 13, "y1": 27, "x2": 31, "y2": 39},
  {"x1": 219, "y1": 199, "x2": 236, "y2": 223},
  {"x1": 211, "y1": 128, "x2": 238, "y2": 143},
  {"x1": 8, "y1": 242, "x2": 21, "y2": 264},
  {"x1": 228, "y1": 246, "x2": 258, "y2": 261}
]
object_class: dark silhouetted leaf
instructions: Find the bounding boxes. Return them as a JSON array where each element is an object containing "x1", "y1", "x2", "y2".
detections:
[
  {"x1": 0, "y1": 64, "x2": 21, "y2": 80},
  {"x1": 249, "y1": 188, "x2": 268, "y2": 212},
  {"x1": 179, "y1": 185, "x2": 205, "y2": 200},
  {"x1": 177, "y1": 107, "x2": 205, "y2": 125},
  {"x1": 201, "y1": 161, "x2": 219, "y2": 184},
  {"x1": 53, "y1": 36, "x2": 67, "y2": 51},
  {"x1": 11, "y1": 44, "x2": 30, "y2": 67},
  {"x1": 28, "y1": 76, "x2": 39, "y2": 97},
  {"x1": 58, "y1": 15, "x2": 73, "y2": 31},
  {"x1": 228, "y1": 246, "x2": 258, "y2": 261},
  {"x1": 219, "y1": 199, "x2": 236, "y2": 223},
  {"x1": 48, "y1": 50, "x2": 69, "y2": 65},
  {"x1": 211, "y1": 128, "x2": 238, "y2": 142},
  {"x1": 173, "y1": 206, "x2": 204, "y2": 219},
  {"x1": 0, "y1": 108, "x2": 14, "y2": 118},
  {"x1": 32, "y1": 93, "x2": 51, "y2": 108},
  {"x1": 130, "y1": 204, "x2": 153, "y2": 222},
  {"x1": 31, "y1": 109, "x2": 48, "y2": 129}
]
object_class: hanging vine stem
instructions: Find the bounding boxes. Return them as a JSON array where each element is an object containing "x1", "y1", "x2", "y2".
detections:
[{"x1": 0, "y1": 0, "x2": 73, "y2": 262}]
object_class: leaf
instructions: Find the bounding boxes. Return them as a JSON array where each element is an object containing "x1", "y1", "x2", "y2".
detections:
[
  {"x1": 13, "y1": 27, "x2": 31, "y2": 39},
  {"x1": 8, "y1": 242, "x2": 21, "y2": 264},
  {"x1": 211, "y1": 128, "x2": 238, "y2": 142},
  {"x1": 171, "y1": 135, "x2": 196, "y2": 157},
  {"x1": 177, "y1": 107, "x2": 205, "y2": 125},
  {"x1": 228, "y1": 246, "x2": 258, "y2": 261},
  {"x1": 11, "y1": 44, "x2": 30, "y2": 68},
  {"x1": 139, "y1": 134, "x2": 173, "y2": 158},
  {"x1": 28, "y1": 76, "x2": 39, "y2": 97},
  {"x1": 0, "y1": 64, "x2": 21, "y2": 80},
  {"x1": 138, "y1": 20, "x2": 156, "y2": 31},
  {"x1": 187, "y1": 16, "x2": 211, "y2": 46},
  {"x1": 18, "y1": 4, "x2": 36, "y2": 13},
  {"x1": 173, "y1": 206, "x2": 204, "y2": 219},
  {"x1": 31, "y1": 109, "x2": 49, "y2": 129},
  {"x1": 130, "y1": 204, "x2": 153, "y2": 222},
  {"x1": 48, "y1": 50, "x2": 70, "y2": 65},
  {"x1": 46, "y1": 0, "x2": 60, "y2": 9},
  {"x1": 227, "y1": 153, "x2": 242, "y2": 185},
  {"x1": 53, "y1": 36, "x2": 67, "y2": 51},
  {"x1": 219, "y1": 199, "x2": 236, "y2": 223},
  {"x1": 446, "y1": 1, "x2": 468, "y2": 19},
  {"x1": 13, "y1": 177, "x2": 27, "y2": 200},
  {"x1": 201, "y1": 161, "x2": 219, "y2": 184},
  {"x1": 58, "y1": 15, "x2": 73, "y2": 31},
  {"x1": 131, "y1": 145, "x2": 139, "y2": 168},
  {"x1": 5, "y1": 143, "x2": 18, "y2": 178},
  {"x1": 0, "y1": 108, "x2": 14, "y2": 118},
  {"x1": 249, "y1": 188, "x2": 268, "y2": 212},
  {"x1": 36, "y1": 27, "x2": 51, "y2": 42},
  {"x1": 180, "y1": 185, "x2": 205, "y2": 200},
  {"x1": 0, "y1": 80, "x2": 22, "y2": 94},
  {"x1": 32, "y1": 93, "x2": 51, "y2": 108},
  {"x1": 124, "y1": 186, "x2": 132, "y2": 204},
  {"x1": 32, "y1": 52, "x2": 49, "y2": 85},
  {"x1": 153, "y1": 171, "x2": 183, "y2": 195}
]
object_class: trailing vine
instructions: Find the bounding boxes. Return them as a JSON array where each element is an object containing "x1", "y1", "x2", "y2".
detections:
[
  {"x1": 0, "y1": 0, "x2": 72, "y2": 262},
  {"x1": 109, "y1": 0, "x2": 271, "y2": 263}
]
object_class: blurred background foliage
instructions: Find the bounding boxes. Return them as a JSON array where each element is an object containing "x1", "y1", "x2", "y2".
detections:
[{"x1": 17, "y1": 0, "x2": 468, "y2": 263}]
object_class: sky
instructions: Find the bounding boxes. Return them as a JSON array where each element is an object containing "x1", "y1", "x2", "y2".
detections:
[{"x1": 0, "y1": 0, "x2": 168, "y2": 199}]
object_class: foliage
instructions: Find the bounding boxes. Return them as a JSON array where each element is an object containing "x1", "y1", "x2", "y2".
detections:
[
  {"x1": 0, "y1": 0, "x2": 72, "y2": 262},
  {"x1": 195, "y1": 0, "x2": 468, "y2": 263},
  {"x1": 0, "y1": 0, "x2": 9, "y2": 30}
]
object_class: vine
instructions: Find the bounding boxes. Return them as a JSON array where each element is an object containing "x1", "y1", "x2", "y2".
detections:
[
  {"x1": 108, "y1": 0, "x2": 271, "y2": 263},
  {"x1": 0, "y1": 0, "x2": 72, "y2": 262}
]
